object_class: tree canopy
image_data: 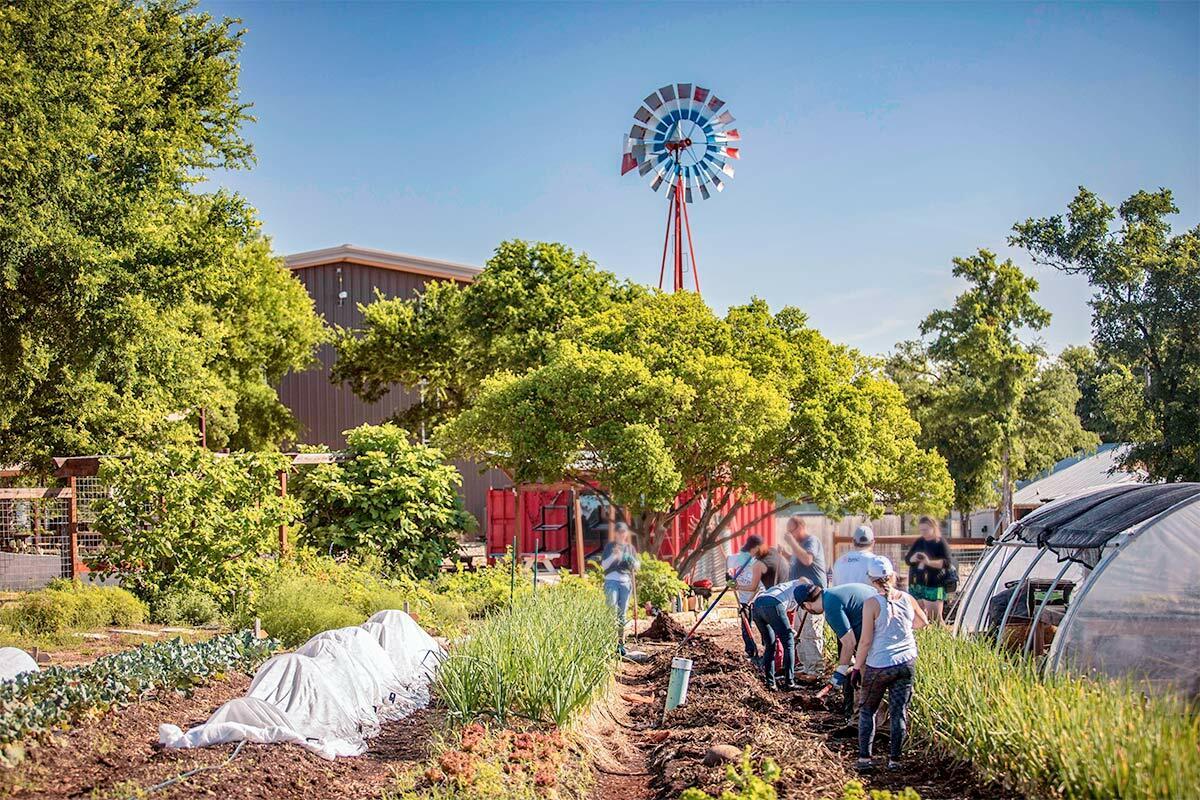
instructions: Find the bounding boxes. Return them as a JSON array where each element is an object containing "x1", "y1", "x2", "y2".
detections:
[
  {"x1": 888, "y1": 250, "x2": 1097, "y2": 526},
  {"x1": 0, "y1": 0, "x2": 324, "y2": 469},
  {"x1": 439, "y1": 289, "x2": 953, "y2": 575},
  {"x1": 333, "y1": 240, "x2": 641, "y2": 432},
  {"x1": 1011, "y1": 187, "x2": 1199, "y2": 481}
]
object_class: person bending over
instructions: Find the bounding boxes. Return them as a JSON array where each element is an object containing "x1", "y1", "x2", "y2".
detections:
[
  {"x1": 749, "y1": 578, "x2": 815, "y2": 690},
  {"x1": 798, "y1": 580, "x2": 877, "y2": 724}
]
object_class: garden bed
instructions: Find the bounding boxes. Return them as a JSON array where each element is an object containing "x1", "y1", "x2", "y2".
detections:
[
  {"x1": 0, "y1": 671, "x2": 440, "y2": 799},
  {"x1": 594, "y1": 621, "x2": 1021, "y2": 800}
]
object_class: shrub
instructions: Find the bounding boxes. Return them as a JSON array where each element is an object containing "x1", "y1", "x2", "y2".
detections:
[
  {"x1": 256, "y1": 571, "x2": 364, "y2": 647},
  {"x1": 296, "y1": 424, "x2": 472, "y2": 577},
  {"x1": 153, "y1": 588, "x2": 222, "y2": 627},
  {"x1": 636, "y1": 553, "x2": 688, "y2": 612},
  {"x1": 5, "y1": 583, "x2": 147, "y2": 634},
  {"x1": 680, "y1": 750, "x2": 781, "y2": 800},
  {"x1": 7, "y1": 590, "x2": 78, "y2": 635},
  {"x1": 434, "y1": 582, "x2": 617, "y2": 726},
  {"x1": 433, "y1": 555, "x2": 531, "y2": 617},
  {"x1": 911, "y1": 627, "x2": 1200, "y2": 800},
  {"x1": 92, "y1": 446, "x2": 298, "y2": 614}
]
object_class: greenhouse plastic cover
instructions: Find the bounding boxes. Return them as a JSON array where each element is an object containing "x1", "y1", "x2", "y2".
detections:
[
  {"x1": 159, "y1": 610, "x2": 444, "y2": 760},
  {"x1": 0, "y1": 648, "x2": 38, "y2": 682}
]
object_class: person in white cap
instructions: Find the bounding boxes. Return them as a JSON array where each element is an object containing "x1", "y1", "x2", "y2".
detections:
[
  {"x1": 832, "y1": 524, "x2": 876, "y2": 587},
  {"x1": 853, "y1": 555, "x2": 928, "y2": 773}
]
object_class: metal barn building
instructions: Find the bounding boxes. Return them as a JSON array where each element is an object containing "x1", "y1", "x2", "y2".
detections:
[{"x1": 277, "y1": 244, "x2": 510, "y2": 524}]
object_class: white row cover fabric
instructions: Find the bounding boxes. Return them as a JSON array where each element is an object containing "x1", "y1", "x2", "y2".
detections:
[
  {"x1": 0, "y1": 648, "x2": 38, "y2": 682},
  {"x1": 159, "y1": 610, "x2": 444, "y2": 760}
]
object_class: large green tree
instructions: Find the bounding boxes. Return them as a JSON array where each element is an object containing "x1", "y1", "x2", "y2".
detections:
[
  {"x1": 440, "y1": 291, "x2": 953, "y2": 576},
  {"x1": 1011, "y1": 187, "x2": 1199, "y2": 481},
  {"x1": 0, "y1": 0, "x2": 324, "y2": 469},
  {"x1": 888, "y1": 250, "x2": 1097, "y2": 529},
  {"x1": 333, "y1": 240, "x2": 641, "y2": 432}
]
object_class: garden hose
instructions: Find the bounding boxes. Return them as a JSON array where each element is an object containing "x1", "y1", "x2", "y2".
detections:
[{"x1": 126, "y1": 739, "x2": 247, "y2": 799}]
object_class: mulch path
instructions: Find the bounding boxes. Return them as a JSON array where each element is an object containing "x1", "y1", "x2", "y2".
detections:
[
  {"x1": 591, "y1": 621, "x2": 1022, "y2": 800},
  {"x1": 0, "y1": 673, "x2": 439, "y2": 799}
]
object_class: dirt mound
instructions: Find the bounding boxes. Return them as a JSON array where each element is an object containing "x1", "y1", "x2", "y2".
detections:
[{"x1": 641, "y1": 612, "x2": 689, "y2": 641}]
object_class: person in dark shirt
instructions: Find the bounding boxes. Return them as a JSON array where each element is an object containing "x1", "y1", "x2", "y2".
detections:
[{"x1": 903, "y1": 516, "x2": 951, "y2": 624}]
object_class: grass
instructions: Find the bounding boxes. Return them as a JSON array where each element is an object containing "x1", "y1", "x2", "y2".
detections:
[
  {"x1": 433, "y1": 583, "x2": 617, "y2": 726},
  {"x1": 910, "y1": 627, "x2": 1200, "y2": 800}
]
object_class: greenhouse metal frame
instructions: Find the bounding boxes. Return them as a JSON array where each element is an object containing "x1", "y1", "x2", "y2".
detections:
[{"x1": 953, "y1": 482, "x2": 1200, "y2": 698}]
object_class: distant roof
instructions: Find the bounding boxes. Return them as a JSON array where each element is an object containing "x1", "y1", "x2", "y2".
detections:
[
  {"x1": 1013, "y1": 443, "x2": 1143, "y2": 508},
  {"x1": 284, "y1": 244, "x2": 481, "y2": 282}
]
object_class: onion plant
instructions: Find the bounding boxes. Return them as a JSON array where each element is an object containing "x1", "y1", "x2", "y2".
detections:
[
  {"x1": 910, "y1": 627, "x2": 1199, "y2": 799},
  {"x1": 433, "y1": 583, "x2": 617, "y2": 726}
]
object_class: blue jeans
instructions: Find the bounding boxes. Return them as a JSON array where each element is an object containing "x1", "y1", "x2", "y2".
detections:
[
  {"x1": 604, "y1": 579, "x2": 631, "y2": 653},
  {"x1": 738, "y1": 603, "x2": 759, "y2": 660},
  {"x1": 858, "y1": 659, "x2": 915, "y2": 760},
  {"x1": 751, "y1": 598, "x2": 793, "y2": 684}
]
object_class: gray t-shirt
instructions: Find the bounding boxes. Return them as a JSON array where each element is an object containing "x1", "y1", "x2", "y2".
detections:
[{"x1": 790, "y1": 534, "x2": 827, "y2": 587}]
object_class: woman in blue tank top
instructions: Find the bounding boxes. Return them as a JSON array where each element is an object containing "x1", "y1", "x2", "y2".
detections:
[{"x1": 851, "y1": 555, "x2": 928, "y2": 773}]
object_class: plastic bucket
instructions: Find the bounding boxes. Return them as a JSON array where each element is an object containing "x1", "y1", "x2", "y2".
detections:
[{"x1": 665, "y1": 656, "x2": 693, "y2": 711}]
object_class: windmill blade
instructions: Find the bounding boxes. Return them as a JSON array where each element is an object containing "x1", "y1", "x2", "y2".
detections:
[
  {"x1": 693, "y1": 86, "x2": 710, "y2": 105},
  {"x1": 650, "y1": 172, "x2": 665, "y2": 192},
  {"x1": 707, "y1": 95, "x2": 725, "y2": 113},
  {"x1": 633, "y1": 106, "x2": 654, "y2": 125},
  {"x1": 711, "y1": 174, "x2": 724, "y2": 191},
  {"x1": 638, "y1": 159, "x2": 655, "y2": 177},
  {"x1": 699, "y1": 183, "x2": 711, "y2": 200},
  {"x1": 643, "y1": 92, "x2": 664, "y2": 112},
  {"x1": 658, "y1": 84, "x2": 676, "y2": 103},
  {"x1": 714, "y1": 110, "x2": 735, "y2": 127},
  {"x1": 621, "y1": 152, "x2": 638, "y2": 175},
  {"x1": 722, "y1": 147, "x2": 740, "y2": 160},
  {"x1": 629, "y1": 124, "x2": 649, "y2": 140},
  {"x1": 721, "y1": 162, "x2": 735, "y2": 178}
]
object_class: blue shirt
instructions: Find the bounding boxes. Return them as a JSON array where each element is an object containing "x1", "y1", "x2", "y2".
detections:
[
  {"x1": 822, "y1": 584, "x2": 877, "y2": 640},
  {"x1": 790, "y1": 534, "x2": 827, "y2": 587}
]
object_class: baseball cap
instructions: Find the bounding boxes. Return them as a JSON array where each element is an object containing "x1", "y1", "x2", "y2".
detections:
[
  {"x1": 793, "y1": 579, "x2": 821, "y2": 604},
  {"x1": 741, "y1": 535, "x2": 764, "y2": 552},
  {"x1": 867, "y1": 556, "x2": 895, "y2": 579},
  {"x1": 852, "y1": 525, "x2": 875, "y2": 546}
]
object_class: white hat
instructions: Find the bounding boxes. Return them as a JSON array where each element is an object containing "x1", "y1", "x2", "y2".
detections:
[
  {"x1": 852, "y1": 525, "x2": 875, "y2": 546},
  {"x1": 867, "y1": 555, "x2": 895, "y2": 579}
]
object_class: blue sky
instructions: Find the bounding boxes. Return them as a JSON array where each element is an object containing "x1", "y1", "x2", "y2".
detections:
[{"x1": 203, "y1": 1, "x2": 1198, "y2": 357}]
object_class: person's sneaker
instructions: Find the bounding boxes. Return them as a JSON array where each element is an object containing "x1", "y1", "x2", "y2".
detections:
[
  {"x1": 855, "y1": 758, "x2": 874, "y2": 773},
  {"x1": 780, "y1": 679, "x2": 798, "y2": 691},
  {"x1": 764, "y1": 680, "x2": 778, "y2": 691},
  {"x1": 887, "y1": 760, "x2": 903, "y2": 771}
]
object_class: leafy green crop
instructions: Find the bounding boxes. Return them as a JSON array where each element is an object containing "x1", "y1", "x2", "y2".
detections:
[{"x1": 0, "y1": 632, "x2": 276, "y2": 746}]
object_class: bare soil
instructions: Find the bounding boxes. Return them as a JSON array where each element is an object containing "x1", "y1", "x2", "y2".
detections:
[{"x1": 591, "y1": 620, "x2": 1022, "y2": 800}]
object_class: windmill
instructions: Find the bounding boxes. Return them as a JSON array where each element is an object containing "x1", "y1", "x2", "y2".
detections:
[{"x1": 621, "y1": 83, "x2": 740, "y2": 294}]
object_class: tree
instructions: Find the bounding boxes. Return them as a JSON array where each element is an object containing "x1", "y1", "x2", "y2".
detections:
[
  {"x1": 333, "y1": 240, "x2": 642, "y2": 432},
  {"x1": 92, "y1": 446, "x2": 298, "y2": 615},
  {"x1": 1011, "y1": 187, "x2": 1199, "y2": 481},
  {"x1": 889, "y1": 250, "x2": 1097, "y2": 529},
  {"x1": 440, "y1": 291, "x2": 953, "y2": 576},
  {"x1": 0, "y1": 1, "x2": 324, "y2": 470},
  {"x1": 296, "y1": 424, "x2": 473, "y2": 577},
  {"x1": 1058, "y1": 345, "x2": 1120, "y2": 443}
]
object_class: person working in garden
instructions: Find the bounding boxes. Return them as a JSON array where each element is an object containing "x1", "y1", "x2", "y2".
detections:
[
  {"x1": 602, "y1": 522, "x2": 640, "y2": 655},
  {"x1": 779, "y1": 516, "x2": 827, "y2": 680},
  {"x1": 832, "y1": 525, "x2": 876, "y2": 586},
  {"x1": 726, "y1": 534, "x2": 767, "y2": 664},
  {"x1": 749, "y1": 578, "x2": 814, "y2": 690},
  {"x1": 904, "y1": 516, "x2": 952, "y2": 624},
  {"x1": 797, "y1": 580, "x2": 877, "y2": 724},
  {"x1": 854, "y1": 556, "x2": 928, "y2": 772}
]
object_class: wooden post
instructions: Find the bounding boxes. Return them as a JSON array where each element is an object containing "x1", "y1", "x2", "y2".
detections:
[
  {"x1": 67, "y1": 477, "x2": 80, "y2": 580},
  {"x1": 277, "y1": 469, "x2": 288, "y2": 557},
  {"x1": 572, "y1": 489, "x2": 585, "y2": 576}
]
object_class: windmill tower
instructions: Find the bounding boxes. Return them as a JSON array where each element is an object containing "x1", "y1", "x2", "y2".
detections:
[{"x1": 621, "y1": 83, "x2": 740, "y2": 293}]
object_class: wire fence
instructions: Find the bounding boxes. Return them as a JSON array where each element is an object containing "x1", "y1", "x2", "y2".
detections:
[
  {"x1": 0, "y1": 489, "x2": 75, "y2": 590},
  {"x1": 831, "y1": 538, "x2": 989, "y2": 592}
]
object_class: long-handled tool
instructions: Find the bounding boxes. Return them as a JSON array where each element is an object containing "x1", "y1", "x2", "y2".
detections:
[{"x1": 673, "y1": 555, "x2": 755, "y2": 655}]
